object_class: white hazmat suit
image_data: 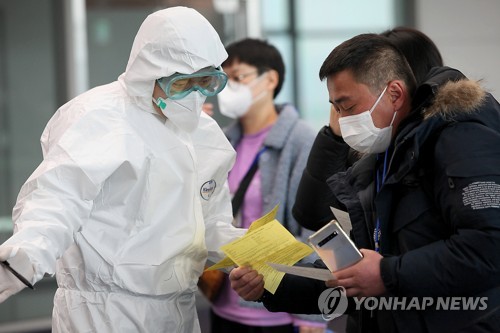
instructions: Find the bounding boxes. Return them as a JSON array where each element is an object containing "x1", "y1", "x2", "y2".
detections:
[{"x1": 0, "y1": 7, "x2": 245, "y2": 332}]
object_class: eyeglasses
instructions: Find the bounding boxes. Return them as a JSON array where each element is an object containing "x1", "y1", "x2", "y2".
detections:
[
  {"x1": 157, "y1": 67, "x2": 228, "y2": 100},
  {"x1": 231, "y1": 71, "x2": 258, "y2": 83}
]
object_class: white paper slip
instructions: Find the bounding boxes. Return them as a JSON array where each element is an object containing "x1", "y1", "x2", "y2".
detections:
[
  {"x1": 330, "y1": 207, "x2": 352, "y2": 235},
  {"x1": 267, "y1": 262, "x2": 335, "y2": 281}
]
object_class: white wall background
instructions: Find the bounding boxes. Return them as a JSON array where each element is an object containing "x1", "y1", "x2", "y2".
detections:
[{"x1": 416, "y1": 0, "x2": 500, "y2": 96}]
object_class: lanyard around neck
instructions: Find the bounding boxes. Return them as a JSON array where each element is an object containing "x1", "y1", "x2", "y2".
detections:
[{"x1": 374, "y1": 148, "x2": 389, "y2": 253}]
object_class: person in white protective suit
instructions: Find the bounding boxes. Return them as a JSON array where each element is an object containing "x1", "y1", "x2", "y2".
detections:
[{"x1": 0, "y1": 6, "x2": 246, "y2": 332}]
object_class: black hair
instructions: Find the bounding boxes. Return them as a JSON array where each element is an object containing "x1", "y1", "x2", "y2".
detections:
[
  {"x1": 381, "y1": 27, "x2": 443, "y2": 85},
  {"x1": 319, "y1": 33, "x2": 417, "y2": 95},
  {"x1": 223, "y1": 38, "x2": 285, "y2": 98}
]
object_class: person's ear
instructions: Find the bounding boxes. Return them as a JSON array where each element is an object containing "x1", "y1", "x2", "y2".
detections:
[
  {"x1": 265, "y1": 69, "x2": 279, "y2": 92},
  {"x1": 387, "y1": 80, "x2": 406, "y2": 112}
]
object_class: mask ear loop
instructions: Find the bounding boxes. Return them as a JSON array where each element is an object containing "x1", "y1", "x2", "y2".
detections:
[
  {"x1": 385, "y1": 86, "x2": 398, "y2": 127},
  {"x1": 389, "y1": 109, "x2": 398, "y2": 127},
  {"x1": 369, "y1": 85, "x2": 388, "y2": 114}
]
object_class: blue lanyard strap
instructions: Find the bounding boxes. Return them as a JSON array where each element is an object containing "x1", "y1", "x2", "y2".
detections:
[{"x1": 374, "y1": 148, "x2": 389, "y2": 253}]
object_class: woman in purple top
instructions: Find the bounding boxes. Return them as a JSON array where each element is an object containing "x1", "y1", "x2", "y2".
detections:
[{"x1": 210, "y1": 38, "x2": 326, "y2": 333}]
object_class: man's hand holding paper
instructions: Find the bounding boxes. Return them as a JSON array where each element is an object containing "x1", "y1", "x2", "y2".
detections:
[
  {"x1": 220, "y1": 219, "x2": 313, "y2": 293},
  {"x1": 205, "y1": 204, "x2": 280, "y2": 271}
]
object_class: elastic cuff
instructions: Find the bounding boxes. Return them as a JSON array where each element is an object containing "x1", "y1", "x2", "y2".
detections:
[
  {"x1": 380, "y1": 256, "x2": 399, "y2": 294},
  {"x1": 256, "y1": 290, "x2": 272, "y2": 303}
]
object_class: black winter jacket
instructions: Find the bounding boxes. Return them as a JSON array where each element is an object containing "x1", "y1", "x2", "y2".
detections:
[{"x1": 267, "y1": 67, "x2": 500, "y2": 332}]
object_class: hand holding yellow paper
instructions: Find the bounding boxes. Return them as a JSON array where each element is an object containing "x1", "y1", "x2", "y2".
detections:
[
  {"x1": 220, "y1": 219, "x2": 313, "y2": 294},
  {"x1": 206, "y1": 204, "x2": 280, "y2": 271}
]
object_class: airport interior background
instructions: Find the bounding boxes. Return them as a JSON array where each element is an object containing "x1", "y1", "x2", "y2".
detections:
[{"x1": 0, "y1": 0, "x2": 499, "y2": 332}]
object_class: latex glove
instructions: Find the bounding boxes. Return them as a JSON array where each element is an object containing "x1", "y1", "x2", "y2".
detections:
[{"x1": 0, "y1": 247, "x2": 34, "y2": 303}]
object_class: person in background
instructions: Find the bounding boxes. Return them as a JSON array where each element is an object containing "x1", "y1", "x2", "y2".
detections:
[
  {"x1": 230, "y1": 33, "x2": 500, "y2": 332},
  {"x1": 209, "y1": 38, "x2": 326, "y2": 333},
  {"x1": 292, "y1": 27, "x2": 444, "y2": 232},
  {"x1": 380, "y1": 27, "x2": 444, "y2": 85},
  {"x1": 0, "y1": 7, "x2": 246, "y2": 332}
]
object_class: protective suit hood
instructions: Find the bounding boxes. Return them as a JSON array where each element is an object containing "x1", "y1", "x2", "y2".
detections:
[{"x1": 118, "y1": 7, "x2": 227, "y2": 103}]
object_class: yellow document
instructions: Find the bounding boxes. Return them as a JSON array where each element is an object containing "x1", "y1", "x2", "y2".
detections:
[
  {"x1": 220, "y1": 220, "x2": 313, "y2": 294},
  {"x1": 247, "y1": 204, "x2": 280, "y2": 232},
  {"x1": 206, "y1": 204, "x2": 280, "y2": 271}
]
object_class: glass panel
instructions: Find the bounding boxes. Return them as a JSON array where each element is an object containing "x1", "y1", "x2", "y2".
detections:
[
  {"x1": 87, "y1": 9, "x2": 152, "y2": 88},
  {"x1": 296, "y1": 0, "x2": 395, "y2": 32},
  {"x1": 265, "y1": 35, "x2": 293, "y2": 106},
  {"x1": 0, "y1": 8, "x2": 9, "y2": 216},
  {"x1": 297, "y1": 36, "x2": 354, "y2": 130},
  {"x1": 0, "y1": 0, "x2": 58, "y2": 218},
  {"x1": 261, "y1": 0, "x2": 289, "y2": 31},
  {"x1": 0, "y1": 1, "x2": 58, "y2": 328}
]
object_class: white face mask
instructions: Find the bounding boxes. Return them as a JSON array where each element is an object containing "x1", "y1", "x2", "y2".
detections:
[
  {"x1": 339, "y1": 86, "x2": 397, "y2": 154},
  {"x1": 217, "y1": 74, "x2": 267, "y2": 119},
  {"x1": 153, "y1": 91, "x2": 206, "y2": 132}
]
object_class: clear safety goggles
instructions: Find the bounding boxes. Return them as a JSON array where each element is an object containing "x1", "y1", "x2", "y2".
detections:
[{"x1": 157, "y1": 67, "x2": 228, "y2": 100}]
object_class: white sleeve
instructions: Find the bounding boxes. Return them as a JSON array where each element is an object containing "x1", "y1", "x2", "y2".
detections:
[
  {"x1": 202, "y1": 179, "x2": 246, "y2": 263},
  {"x1": 4, "y1": 147, "x2": 100, "y2": 282}
]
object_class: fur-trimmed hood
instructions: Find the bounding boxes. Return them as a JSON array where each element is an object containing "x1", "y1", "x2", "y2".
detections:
[
  {"x1": 424, "y1": 79, "x2": 486, "y2": 120},
  {"x1": 396, "y1": 66, "x2": 500, "y2": 144},
  {"x1": 392, "y1": 66, "x2": 500, "y2": 181},
  {"x1": 415, "y1": 67, "x2": 487, "y2": 121}
]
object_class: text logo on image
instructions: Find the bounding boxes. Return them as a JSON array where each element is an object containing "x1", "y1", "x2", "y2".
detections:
[{"x1": 318, "y1": 286, "x2": 348, "y2": 320}]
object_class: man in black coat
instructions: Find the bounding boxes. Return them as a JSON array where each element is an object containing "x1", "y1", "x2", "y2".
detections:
[
  {"x1": 292, "y1": 27, "x2": 445, "y2": 233},
  {"x1": 229, "y1": 33, "x2": 500, "y2": 332}
]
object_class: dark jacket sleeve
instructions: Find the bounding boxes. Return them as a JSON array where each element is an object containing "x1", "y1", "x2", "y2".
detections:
[
  {"x1": 292, "y1": 126, "x2": 358, "y2": 231},
  {"x1": 262, "y1": 260, "x2": 328, "y2": 314}
]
